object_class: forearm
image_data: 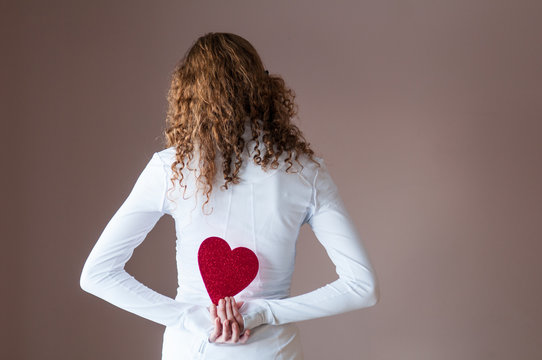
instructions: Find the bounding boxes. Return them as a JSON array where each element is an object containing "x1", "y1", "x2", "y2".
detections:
[
  {"x1": 80, "y1": 264, "x2": 212, "y2": 336},
  {"x1": 242, "y1": 273, "x2": 378, "y2": 330}
]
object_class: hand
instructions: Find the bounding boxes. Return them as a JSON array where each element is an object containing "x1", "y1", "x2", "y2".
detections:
[
  {"x1": 208, "y1": 296, "x2": 250, "y2": 344},
  {"x1": 218, "y1": 296, "x2": 246, "y2": 334}
]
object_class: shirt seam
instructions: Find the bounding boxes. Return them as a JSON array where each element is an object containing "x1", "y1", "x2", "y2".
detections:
[
  {"x1": 313, "y1": 164, "x2": 320, "y2": 210},
  {"x1": 154, "y1": 151, "x2": 169, "y2": 215},
  {"x1": 304, "y1": 164, "x2": 319, "y2": 225},
  {"x1": 224, "y1": 184, "x2": 232, "y2": 239},
  {"x1": 250, "y1": 182, "x2": 262, "y2": 288}
]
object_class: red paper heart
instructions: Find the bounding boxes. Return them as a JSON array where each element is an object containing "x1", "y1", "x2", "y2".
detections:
[{"x1": 198, "y1": 236, "x2": 259, "y2": 305}]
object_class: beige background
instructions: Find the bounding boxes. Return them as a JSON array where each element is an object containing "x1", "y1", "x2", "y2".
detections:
[{"x1": 2, "y1": 1, "x2": 541, "y2": 359}]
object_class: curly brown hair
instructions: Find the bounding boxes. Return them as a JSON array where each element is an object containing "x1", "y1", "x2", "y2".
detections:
[{"x1": 163, "y1": 32, "x2": 320, "y2": 214}]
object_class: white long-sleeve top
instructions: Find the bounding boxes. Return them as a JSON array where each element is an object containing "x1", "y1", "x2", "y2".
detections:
[{"x1": 80, "y1": 124, "x2": 379, "y2": 359}]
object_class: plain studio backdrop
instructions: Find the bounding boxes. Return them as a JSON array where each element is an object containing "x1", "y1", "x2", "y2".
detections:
[{"x1": 2, "y1": 1, "x2": 541, "y2": 359}]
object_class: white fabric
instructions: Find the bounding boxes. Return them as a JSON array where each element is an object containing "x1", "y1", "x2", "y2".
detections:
[{"x1": 80, "y1": 124, "x2": 379, "y2": 359}]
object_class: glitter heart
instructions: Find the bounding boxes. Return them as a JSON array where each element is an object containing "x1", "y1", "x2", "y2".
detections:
[{"x1": 198, "y1": 236, "x2": 259, "y2": 305}]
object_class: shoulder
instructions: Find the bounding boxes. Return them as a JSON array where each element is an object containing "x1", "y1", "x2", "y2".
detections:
[
  {"x1": 289, "y1": 152, "x2": 327, "y2": 186},
  {"x1": 295, "y1": 153, "x2": 339, "y2": 201},
  {"x1": 154, "y1": 146, "x2": 176, "y2": 164}
]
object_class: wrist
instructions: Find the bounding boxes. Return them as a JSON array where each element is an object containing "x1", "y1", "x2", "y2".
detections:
[
  {"x1": 182, "y1": 304, "x2": 214, "y2": 337},
  {"x1": 240, "y1": 298, "x2": 269, "y2": 330}
]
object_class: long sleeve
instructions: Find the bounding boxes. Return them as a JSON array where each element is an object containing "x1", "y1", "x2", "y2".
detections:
[
  {"x1": 80, "y1": 152, "x2": 213, "y2": 337},
  {"x1": 241, "y1": 159, "x2": 380, "y2": 330}
]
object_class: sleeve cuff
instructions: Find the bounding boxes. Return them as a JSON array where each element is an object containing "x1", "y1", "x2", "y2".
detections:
[
  {"x1": 240, "y1": 298, "x2": 270, "y2": 330},
  {"x1": 181, "y1": 304, "x2": 214, "y2": 338}
]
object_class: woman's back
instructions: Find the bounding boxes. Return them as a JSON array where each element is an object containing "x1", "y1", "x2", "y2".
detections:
[
  {"x1": 159, "y1": 125, "x2": 319, "y2": 358},
  {"x1": 165, "y1": 124, "x2": 317, "y2": 302}
]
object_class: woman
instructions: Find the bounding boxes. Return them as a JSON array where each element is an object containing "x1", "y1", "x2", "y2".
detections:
[{"x1": 80, "y1": 32, "x2": 379, "y2": 359}]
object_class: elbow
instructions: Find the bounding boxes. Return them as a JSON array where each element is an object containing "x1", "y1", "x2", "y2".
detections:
[
  {"x1": 79, "y1": 262, "x2": 99, "y2": 294},
  {"x1": 348, "y1": 273, "x2": 380, "y2": 308},
  {"x1": 80, "y1": 260, "x2": 123, "y2": 296},
  {"x1": 365, "y1": 281, "x2": 380, "y2": 307},
  {"x1": 364, "y1": 271, "x2": 380, "y2": 307},
  {"x1": 79, "y1": 267, "x2": 93, "y2": 293}
]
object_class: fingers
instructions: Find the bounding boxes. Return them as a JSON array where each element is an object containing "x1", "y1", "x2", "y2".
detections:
[
  {"x1": 225, "y1": 297, "x2": 235, "y2": 323},
  {"x1": 209, "y1": 303, "x2": 218, "y2": 322},
  {"x1": 209, "y1": 317, "x2": 222, "y2": 343},
  {"x1": 238, "y1": 328, "x2": 251, "y2": 344},
  {"x1": 210, "y1": 318, "x2": 251, "y2": 344},
  {"x1": 222, "y1": 319, "x2": 232, "y2": 341},
  {"x1": 218, "y1": 298, "x2": 227, "y2": 322},
  {"x1": 231, "y1": 298, "x2": 244, "y2": 333},
  {"x1": 210, "y1": 297, "x2": 251, "y2": 345},
  {"x1": 230, "y1": 320, "x2": 240, "y2": 343}
]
